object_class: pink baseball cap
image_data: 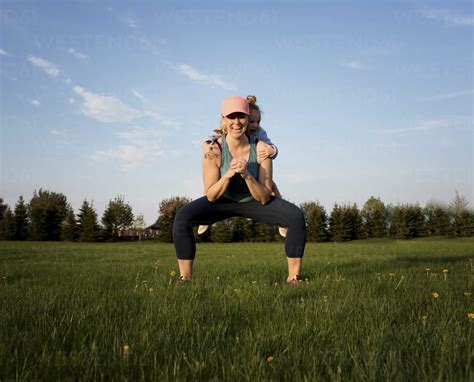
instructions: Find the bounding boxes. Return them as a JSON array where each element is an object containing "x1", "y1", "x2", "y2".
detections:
[{"x1": 221, "y1": 96, "x2": 249, "y2": 117}]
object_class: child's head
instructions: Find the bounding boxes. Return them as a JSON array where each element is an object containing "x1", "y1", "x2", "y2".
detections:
[{"x1": 247, "y1": 95, "x2": 262, "y2": 134}]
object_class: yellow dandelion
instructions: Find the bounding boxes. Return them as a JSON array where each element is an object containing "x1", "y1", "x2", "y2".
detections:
[
  {"x1": 170, "y1": 271, "x2": 176, "y2": 277},
  {"x1": 467, "y1": 313, "x2": 474, "y2": 320},
  {"x1": 123, "y1": 344, "x2": 130, "y2": 356},
  {"x1": 432, "y1": 292, "x2": 439, "y2": 299},
  {"x1": 216, "y1": 276, "x2": 220, "y2": 280},
  {"x1": 421, "y1": 315, "x2": 428, "y2": 327},
  {"x1": 266, "y1": 356, "x2": 274, "y2": 365},
  {"x1": 442, "y1": 268, "x2": 449, "y2": 281}
]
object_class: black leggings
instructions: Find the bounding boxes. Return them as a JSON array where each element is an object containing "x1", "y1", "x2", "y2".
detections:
[{"x1": 173, "y1": 196, "x2": 306, "y2": 260}]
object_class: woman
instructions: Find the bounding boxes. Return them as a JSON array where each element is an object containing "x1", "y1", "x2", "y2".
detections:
[{"x1": 172, "y1": 96, "x2": 306, "y2": 283}]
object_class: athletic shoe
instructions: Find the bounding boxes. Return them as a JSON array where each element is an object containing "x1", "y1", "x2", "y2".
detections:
[
  {"x1": 173, "y1": 275, "x2": 190, "y2": 284},
  {"x1": 287, "y1": 274, "x2": 303, "y2": 285},
  {"x1": 278, "y1": 227, "x2": 288, "y2": 237},
  {"x1": 198, "y1": 225, "x2": 209, "y2": 235}
]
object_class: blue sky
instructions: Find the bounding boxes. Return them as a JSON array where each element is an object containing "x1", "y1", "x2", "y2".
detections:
[{"x1": 1, "y1": 1, "x2": 472, "y2": 225}]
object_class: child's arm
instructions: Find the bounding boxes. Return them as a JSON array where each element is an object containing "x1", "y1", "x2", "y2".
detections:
[
  {"x1": 202, "y1": 133, "x2": 220, "y2": 159},
  {"x1": 256, "y1": 127, "x2": 278, "y2": 160}
]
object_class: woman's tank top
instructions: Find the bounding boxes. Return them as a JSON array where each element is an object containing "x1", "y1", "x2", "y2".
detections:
[{"x1": 220, "y1": 134, "x2": 259, "y2": 202}]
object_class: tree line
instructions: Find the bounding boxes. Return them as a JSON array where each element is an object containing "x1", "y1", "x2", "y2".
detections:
[{"x1": 0, "y1": 189, "x2": 472, "y2": 243}]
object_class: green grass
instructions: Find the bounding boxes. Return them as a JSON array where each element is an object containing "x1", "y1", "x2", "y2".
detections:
[{"x1": 0, "y1": 238, "x2": 473, "y2": 381}]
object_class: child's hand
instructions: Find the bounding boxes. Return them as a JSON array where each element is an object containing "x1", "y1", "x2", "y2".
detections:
[
  {"x1": 203, "y1": 142, "x2": 220, "y2": 160},
  {"x1": 257, "y1": 143, "x2": 276, "y2": 160}
]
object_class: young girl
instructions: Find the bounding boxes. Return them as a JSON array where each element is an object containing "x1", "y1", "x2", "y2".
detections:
[
  {"x1": 199, "y1": 95, "x2": 287, "y2": 237},
  {"x1": 202, "y1": 96, "x2": 277, "y2": 161}
]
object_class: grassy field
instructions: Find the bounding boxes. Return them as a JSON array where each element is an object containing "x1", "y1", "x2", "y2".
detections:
[{"x1": 0, "y1": 238, "x2": 473, "y2": 381}]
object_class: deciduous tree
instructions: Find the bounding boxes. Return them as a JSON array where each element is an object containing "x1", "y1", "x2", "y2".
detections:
[
  {"x1": 156, "y1": 196, "x2": 191, "y2": 242},
  {"x1": 361, "y1": 196, "x2": 387, "y2": 238},
  {"x1": 449, "y1": 191, "x2": 473, "y2": 237},
  {"x1": 102, "y1": 195, "x2": 134, "y2": 240},
  {"x1": 28, "y1": 189, "x2": 69, "y2": 241}
]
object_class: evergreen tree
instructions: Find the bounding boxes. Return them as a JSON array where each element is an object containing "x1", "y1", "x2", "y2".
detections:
[
  {"x1": 252, "y1": 221, "x2": 278, "y2": 242},
  {"x1": 28, "y1": 189, "x2": 69, "y2": 241},
  {"x1": 0, "y1": 206, "x2": 16, "y2": 240},
  {"x1": 231, "y1": 217, "x2": 251, "y2": 242},
  {"x1": 101, "y1": 195, "x2": 134, "y2": 240},
  {"x1": 329, "y1": 204, "x2": 350, "y2": 242},
  {"x1": 77, "y1": 200, "x2": 101, "y2": 242},
  {"x1": 329, "y1": 203, "x2": 363, "y2": 242},
  {"x1": 156, "y1": 196, "x2": 192, "y2": 242},
  {"x1": 60, "y1": 207, "x2": 79, "y2": 241},
  {"x1": 389, "y1": 204, "x2": 425, "y2": 239},
  {"x1": 13, "y1": 196, "x2": 29, "y2": 240},
  {"x1": 361, "y1": 196, "x2": 388, "y2": 238},
  {"x1": 348, "y1": 203, "x2": 366, "y2": 240},
  {"x1": 300, "y1": 201, "x2": 328, "y2": 242},
  {"x1": 210, "y1": 220, "x2": 233, "y2": 243},
  {"x1": 423, "y1": 201, "x2": 450, "y2": 236},
  {"x1": 449, "y1": 191, "x2": 474, "y2": 237},
  {"x1": 0, "y1": 198, "x2": 13, "y2": 240}
]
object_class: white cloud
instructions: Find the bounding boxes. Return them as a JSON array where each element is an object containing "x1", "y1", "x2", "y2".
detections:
[
  {"x1": 91, "y1": 125, "x2": 165, "y2": 169},
  {"x1": 341, "y1": 60, "x2": 371, "y2": 70},
  {"x1": 50, "y1": 129, "x2": 66, "y2": 136},
  {"x1": 118, "y1": 15, "x2": 138, "y2": 28},
  {"x1": 177, "y1": 64, "x2": 237, "y2": 91},
  {"x1": 31, "y1": 99, "x2": 40, "y2": 106},
  {"x1": 67, "y1": 48, "x2": 88, "y2": 60},
  {"x1": 130, "y1": 89, "x2": 181, "y2": 129},
  {"x1": 420, "y1": 89, "x2": 474, "y2": 101},
  {"x1": 131, "y1": 88, "x2": 146, "y2": 103},
  {"x1": 27, "y1": 55, "x2": 60, "y2": 77},
  {"x1": 0, "y1": 48, "x2": 8, "y2": 56},
  {"x1": 376, "y1": 117, "x2": 468, "y2": 135},
  {"x1": 419, "y1": 8, "x2": 474, "y2": 26},
  {"x1": 73, "y1": 85, "x2": 142, "y2": 123},
  {"x1": 117, "y1": 125, "x2": 170, "y2": 144}
]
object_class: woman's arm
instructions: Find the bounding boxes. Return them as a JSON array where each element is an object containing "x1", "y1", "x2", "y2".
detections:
[
  {"x1": 241, "y1": 158, "x2": 272, "y2": 205},
  {"x1": 238, "y1": 142, "x2": 272, "y2": 205},
  {"x1": 203, "y1": 156, "x2": 235, "y2": 202}
]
